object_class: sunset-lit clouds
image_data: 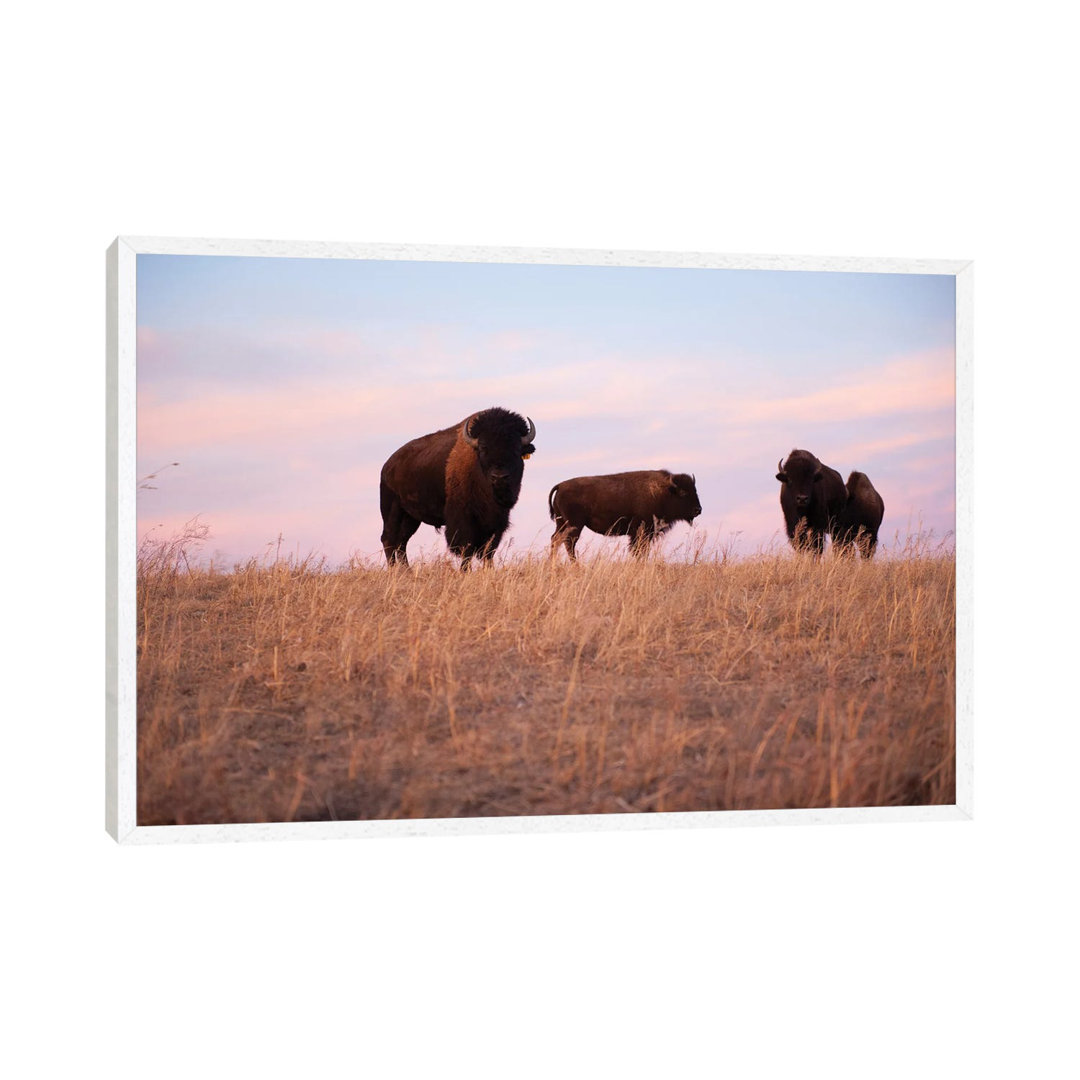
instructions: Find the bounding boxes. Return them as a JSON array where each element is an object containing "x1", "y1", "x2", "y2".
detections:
[{"x1": 136, "y1": 254, "x2": 955, "y2": 565}]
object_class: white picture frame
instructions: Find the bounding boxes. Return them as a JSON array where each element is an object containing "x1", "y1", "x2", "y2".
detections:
[{"x1": 106, "y1": 236, "x2": 972, "y2": 844}]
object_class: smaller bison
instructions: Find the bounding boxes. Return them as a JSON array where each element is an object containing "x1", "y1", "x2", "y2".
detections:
[
  {"x1": 380, "y1": 407, "x2": 536, "y2": 569},
  {"x1": 549, "y1": 470, "x2": 702, "y2": 560},
  {"x1": 775, "y1": 449, "x2": 848, "y2": 556},
  {"x1": 834, "y1": 471, "x2": 885, "y2": 559}
]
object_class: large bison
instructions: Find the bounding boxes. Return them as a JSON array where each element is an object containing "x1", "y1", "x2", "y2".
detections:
[
  {"x1": 834, "y1": 471, "x2": 885, "y2": 558},
  {"x1": 380, "y1": 407, "x2": 536, "y2": 568},
  {"x1": 775, "y1": 449, "x2": 848, "y2": 556},
  {"x1": 548, "y1": 470, "x2": 702, "y2": 560}
]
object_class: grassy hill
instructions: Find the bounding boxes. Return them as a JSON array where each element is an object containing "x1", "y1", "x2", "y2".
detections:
[{"x1": 136, "y1": 544, "x2": 955, "y2": 825}]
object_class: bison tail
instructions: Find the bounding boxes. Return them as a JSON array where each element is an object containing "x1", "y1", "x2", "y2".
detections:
[{"x1": 547, "y1": 484, "x2": 559, "y2": 521}]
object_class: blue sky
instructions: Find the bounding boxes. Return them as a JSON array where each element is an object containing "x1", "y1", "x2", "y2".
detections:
[{"x1": 136, "y1": 253, "x2": 955, "y2": 565}]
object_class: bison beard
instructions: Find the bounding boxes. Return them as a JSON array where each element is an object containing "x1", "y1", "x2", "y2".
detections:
[
  {"x1": 548, "y1": 469, "x2": 702, "y2": 561},
  {"x1": 379, "y1": 407, "x2": 536, "y2": 569}
]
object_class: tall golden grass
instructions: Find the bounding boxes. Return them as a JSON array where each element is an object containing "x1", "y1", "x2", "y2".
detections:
[{"x1": 136, "y1": 540, "x2": 955, "y2": 825}]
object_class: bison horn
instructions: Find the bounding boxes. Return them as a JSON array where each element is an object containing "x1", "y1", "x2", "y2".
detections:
[
  {"x1": 778, "y1": 457, "x2": 785, "y2": 474},
  {"x1": 522, "y1": 416, "x2": 536, "y2": 446},
  {"x1": 462, "y1": 414, "x2": 480, "y2": 449}
]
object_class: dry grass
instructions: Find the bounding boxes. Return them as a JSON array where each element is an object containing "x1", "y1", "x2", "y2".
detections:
[{"x1": 136, "y1": 543, "x2": 955, "y2": 825}]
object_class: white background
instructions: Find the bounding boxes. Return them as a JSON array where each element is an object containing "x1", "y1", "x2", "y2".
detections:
[{"x1": 4, "y1": 2, "x2": 1076, "y2": 1077}]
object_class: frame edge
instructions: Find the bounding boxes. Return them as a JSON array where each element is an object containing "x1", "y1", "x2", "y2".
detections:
[
  {"x1": 105, "y1": 240, "x2": 118, "y2": 840},
  {"x1": 112, "y1": 238, "x2": 972, "y2": 843},
  {"x1": 107, "y1": 237, "x2": 138, "y2": 843},
  {"x1": 954, "y1": 261, "x2": 974, "y2": 818},
  {"x1": 121, "y1": 803, "x2": 971, "y2": 845},
  {"x1": 118, "y1": 235, "x2": 970, "y2": 277}
]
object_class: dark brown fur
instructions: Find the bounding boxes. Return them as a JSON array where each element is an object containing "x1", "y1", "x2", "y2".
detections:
[
  {"x1": 548, "y1": 470, "x2": 702, "y2": 560},
  {"x1": 380, "y1": 408, "x2": 536, "y2": 568},
  {"x1": 776, "y1": 449, "x2": 848, "y2": 557},
  {"x1": 834, "y1": 470, "x2": 885, "y2": 558}
]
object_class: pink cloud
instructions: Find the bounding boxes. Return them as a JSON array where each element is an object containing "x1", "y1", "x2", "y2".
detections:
[
  {"x1": 831, "y1": 421, "x2": 954, "y2": 464},
  {"x1": 717, "y1": 349, "x2": 955, "y2": 427},
  {"x1": 136, "y1": 327, "x2": 955, "y2": 564}
]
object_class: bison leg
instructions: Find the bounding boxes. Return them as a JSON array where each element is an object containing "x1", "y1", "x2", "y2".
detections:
[
  {"x1": 790, "y1": 519, "x2": 824, "y2": 558},
  {"x1": 456, "y1": 551, "x2": 490, "y2": 572},
  {"x1": 380, "y1": 482, "x2": 421, "y2": 567},
  {"x1": 475, "y1": 537, "x2": 500, "y2": 570},
  {"x1": 451, "y1": 539, "x2": 490, "y2": 572},
  {"x1": 789, "y1": 517, "x2": 809, "y2": 552},
  {"x1": 447, "y1": 540, "x2": 474, "y2": 571},
  {"x1": 782, "y1": 504, "x2": 803, "y2": 551},
  {"x1": 832, "y1": 527, "x2": 856, "y2": 558},
  {"x1": 383, "y1": 517, "x2": 420, "y2": 566},
  {"x1": 550, "y1": 519, "x2": 581, "y2": 561},
  {"x1": 629, "y1": 522, "x2": 654, "y2": 560},
  {"x1": 858, "y1": 529, "x2": 878, "y2": 559}
]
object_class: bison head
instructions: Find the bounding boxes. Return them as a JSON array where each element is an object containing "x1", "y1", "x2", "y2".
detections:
[
  {"x1": 462, "y1": 408, "x2": 536, "y2": 509},
  {"x1": 665, "y1": 472, "x2": 703, "y2": 523},
  {"x1": 776, "y1": 450, "x2": 822, "y2": 513}
]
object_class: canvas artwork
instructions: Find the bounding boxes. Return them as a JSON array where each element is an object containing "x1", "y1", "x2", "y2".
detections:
[{"x1": 120, "y1": 243, "x2": 963, "y2": 834}]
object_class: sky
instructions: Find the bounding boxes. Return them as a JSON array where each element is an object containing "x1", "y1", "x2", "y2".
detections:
[{"x1": 135, "y1": 253, "x2": 955, "y2": 566}]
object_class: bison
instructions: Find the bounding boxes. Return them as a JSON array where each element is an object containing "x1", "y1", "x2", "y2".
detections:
[
  {"x1": 833, "y1": 470, "x2": 885, "y2": 558},
  {"x1": 548, "y1": 470, "x2": 702, "y2": 560},
  {"x1": 379, "y1": 407, "x2": 536, "y2": 568},
  {"x1": 775, "y1": 449, "x2": 848, "y2": 556}
]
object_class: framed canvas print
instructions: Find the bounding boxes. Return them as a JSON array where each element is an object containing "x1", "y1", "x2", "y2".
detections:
[{"x1": 106, "y1": 238, "x2": 972, "y2": 843}]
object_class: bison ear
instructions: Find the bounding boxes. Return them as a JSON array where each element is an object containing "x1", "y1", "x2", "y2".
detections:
[
  {"x1": 813, "y1": 469, "x2": 823, "y2": 482},
  {"x1": 521, "y1": 443, "x2": 535, "y2": 459},
  {"x1": 775, "y1": 471, "x2": 787, "y2": 483}
]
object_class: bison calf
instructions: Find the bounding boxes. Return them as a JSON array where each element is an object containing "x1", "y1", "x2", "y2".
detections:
[
  {"x1": 834, "y1": 471, "x2": 885, "y2": 558},
  {"x1": 548, "y1": 470, "x2": 702, "y2": 561},
  {"x1": 380, "y1": 407, "x2": 536, "y2": 569}
]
